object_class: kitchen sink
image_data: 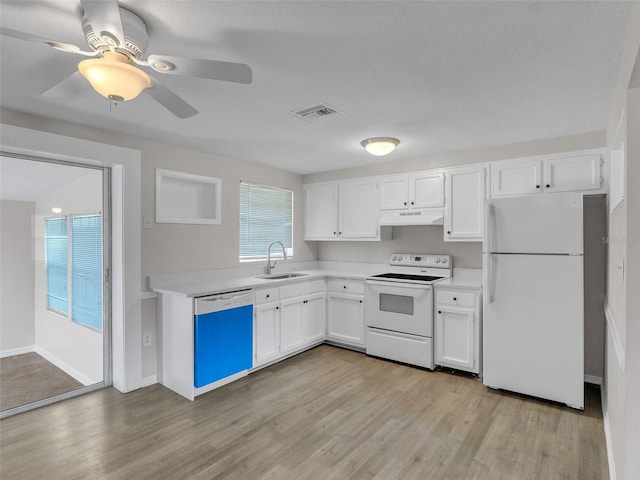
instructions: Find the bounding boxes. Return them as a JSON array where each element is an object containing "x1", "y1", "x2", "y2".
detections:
[{"x1": 255, "y1": 273, "x2": 309, "y2": 280}]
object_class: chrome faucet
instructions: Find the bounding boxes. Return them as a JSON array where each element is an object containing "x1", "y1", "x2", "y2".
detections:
[{"x1": 266, "y1": 241, "x2": 287, "y2": 275}]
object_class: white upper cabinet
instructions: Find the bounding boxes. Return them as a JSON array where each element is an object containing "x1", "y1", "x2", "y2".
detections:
[
  {"x1": 339, "y1": 178, "x2": 380, "y2": 239},
  {"x1": 491, "y1": 150, "x2": 603, "y2": 198},
  {"x1": 491, "y1": 158, "x2": 543, "y2": 197},
  {"x1": 444, "y1": 165, "x2": 486, "y2": 242},
  {"x1": 303, "y1": 182, "x2": 339, "y2": 240},
  {"x1": 379, "y1": 171, "x2": 444, "y2": 211},
  {"x1": 304, "y1": 178, "x2": 390, "y2": 241},
  {"x1": 543, "y1": 152, "x2": 602, "y2": 193}
]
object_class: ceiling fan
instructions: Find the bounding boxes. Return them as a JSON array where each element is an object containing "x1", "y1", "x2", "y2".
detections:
[{"x1": 0, "y1": 0, "x2": 253, "y2": 119}]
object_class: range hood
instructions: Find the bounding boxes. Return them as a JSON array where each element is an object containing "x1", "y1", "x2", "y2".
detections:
[{"x1": 379, "y1": 209, "x2": 444, "y2": 226}]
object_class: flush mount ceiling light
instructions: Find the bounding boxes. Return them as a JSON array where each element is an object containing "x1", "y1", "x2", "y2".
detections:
[
  {"x1": 360, "y1": 137, "x2": 400, "y2": 156},
  {"x1": 78, "y1": 51, "x2": 151, "y2": 102}
]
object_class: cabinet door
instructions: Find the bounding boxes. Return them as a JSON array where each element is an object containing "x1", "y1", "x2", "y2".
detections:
[
  {"x1": 444, "y1": 165, "x2": 485, "y2": 242},
  {"x1": 410, "y1": 171, "x2": 444, "y2": 208},
  {"x1": 327, "y1": 294, "x2": 364, "y2": 347},
  {"x1": 254, "y1": 303, "x2": 280, "y2": 367},
  {"x1": 303, "y1": 183, "x2": 338, "y2": 240},
  {"x1": 302, "y1": 294, "x2": 326, "y2": 344},
  {"x1": 543, "y1": 153, "x2": 602, "y2": 193},
  {"x1": 339, "y1": 179, "x2": 379, "y2": 239},
  {"x1": 491, "y1": 158, "x2": 542, "y2": 197},
  {"x1": 435, "y1": 306, "x2": 475, "y2": 371},
  {"x1": 378, "y1": 174, "x2": 409, "y2": 210},
  {"x1": 279, "y1": 298, "x2": 304, "y2": 355}
]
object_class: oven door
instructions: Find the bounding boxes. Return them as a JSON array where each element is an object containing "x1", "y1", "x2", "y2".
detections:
[{"x1": 365, "y1": 280, "x2": 433, "y2": 336}]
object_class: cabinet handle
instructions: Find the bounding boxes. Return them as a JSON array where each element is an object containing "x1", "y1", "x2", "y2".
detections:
[
  {"x1": 333, "y1": 231, "x2": 337, "y2": 235},
  {"x1": 536, "y1": 185, "x2": 540, "y2": 189},
  {"x1": 276, "y1": 306, "x2": 279, "y2": 310},
  {"x1": 411, "y1": 201, "x2": 414, "y2": 205},
  {"x1": 266, "y1": 294, "x2": 270, "y2": 298},
  {"x1": 447, "y1": 230, "x2": 451, "y2": 235},
  {"x1": 359, "y1": 300, "x2": 363, "y2": 303},
  {"x1": 438, "y1": 310, "x2": 442, "y2": 314},
  {"x1": 343, "y1": 285, "x2": 347, "y2": 289},
  {"x1": 339, "y1": 232, "x2": 342, "y2": 235},
  {"x1": 453, "y1": 297, "x2": 457, "y2": 301},
  {"x1": 403, "y1": 202, "x2": 407, "y2": 206},
  {"x1": 546, "y1": 184, "x2": 550, "y2": 188}
]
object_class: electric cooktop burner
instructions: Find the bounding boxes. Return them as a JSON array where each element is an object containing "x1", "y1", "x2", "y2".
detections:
[{"x1": 370, "y1": 273, "x2": 444, "y2": 282}]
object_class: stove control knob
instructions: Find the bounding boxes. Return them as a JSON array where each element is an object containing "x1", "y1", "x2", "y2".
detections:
[
  {"x1": 436, "y1": 258, "x2": 441, "y2": 263},
  {"x1": 392, "y1": 255, "x2": 397, "y2": 261},
  {"x1": 442, "y1": 258, "x2": 448, "y2": 264},
  {"x1": 398, "y1": 256, "x2": 403, "y2": 261}
]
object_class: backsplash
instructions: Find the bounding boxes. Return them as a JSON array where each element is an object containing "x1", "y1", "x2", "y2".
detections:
[{"x1": 316, "y1": 225, "x2": 483, "y2": 268}]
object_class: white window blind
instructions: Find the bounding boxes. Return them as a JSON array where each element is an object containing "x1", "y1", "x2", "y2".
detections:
[
  {"x1": 71, "y1": 215, "x2": 103, "y2": 331},
  {"x1": 44, "y1": 214, "x2": 102, "y2": 331},
  {"x1": 239, "y1": 183, "x2": 293, "y2": 260},
  {"x1": 45, "y1": 217, "x2": 68, "y2": 313}
]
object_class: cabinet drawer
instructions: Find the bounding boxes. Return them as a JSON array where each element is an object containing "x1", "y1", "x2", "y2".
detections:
[
  {"x1": 436, "y1": 290, "x2": 475, "y2": 308},
  {"x1": 254, "y1": 288, "x2": 280, "y2": 304},
  {"x1": 305, "y1": 279, "x2": 326, "y2": 294},
  {"x1": 280, "y1": 283, "x2": 306, "y2": 299},
  {"x1": 327, "y1": 278, "x2": 365, "y2": 295}
]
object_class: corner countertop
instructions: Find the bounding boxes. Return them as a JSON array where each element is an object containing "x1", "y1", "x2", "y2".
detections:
[
  {"x1": 151, "y1": 263, "x2": 483, "y2": 298},
  {"x1": 150, "y1": 261, "x2": 387, "y2": 298},
  {"x1": 435, "y1": 268, "x2": 483, "y2": 289}
]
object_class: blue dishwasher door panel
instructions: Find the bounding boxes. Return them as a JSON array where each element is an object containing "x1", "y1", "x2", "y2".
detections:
[{"x1": 194, "y1": 304, "x2": 253, "y2": 388}]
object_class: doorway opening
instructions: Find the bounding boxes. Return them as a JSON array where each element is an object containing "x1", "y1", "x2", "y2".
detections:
[{"x1": 0, "y1": 154, "x2": 111, "y2": 417}]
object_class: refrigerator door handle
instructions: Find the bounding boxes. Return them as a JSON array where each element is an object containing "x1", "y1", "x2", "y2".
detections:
[
  {"x1": 485, "y1": 254, "x2": 497, "y2": 303},
  {"x1": 485, "y1": 202, "x2": 496, "y2": 253}
]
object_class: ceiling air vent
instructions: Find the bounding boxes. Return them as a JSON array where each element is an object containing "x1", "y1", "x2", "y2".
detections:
[{"x1": 291, "y1": 103, "x2": 344, "y2": 123}]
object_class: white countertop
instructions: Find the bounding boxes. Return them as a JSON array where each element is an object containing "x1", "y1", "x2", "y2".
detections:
[
  {"x1": 435, "y1": 268, "x2": 483, "y2": 289},
  {"x1": 151, "y1": 263, "x2": 483, "y2": 297}
]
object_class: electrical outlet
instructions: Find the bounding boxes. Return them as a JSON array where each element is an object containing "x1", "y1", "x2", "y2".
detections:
[
  {"x1": 143, "y1": 332, "x2": 152, "y2": 347},
  {"x1": 143, "y1": 215, "x2": 153, "y2": 229}
]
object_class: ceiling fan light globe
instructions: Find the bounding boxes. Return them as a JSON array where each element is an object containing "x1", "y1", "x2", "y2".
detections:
[
  {"x1": 78, "y1": 51, "x2": 151, "y2": 101},
  {"x1": 361, "y1": 137, "x2": 400, "y2": 156}
]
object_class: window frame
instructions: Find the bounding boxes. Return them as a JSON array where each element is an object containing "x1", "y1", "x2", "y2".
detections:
[{"x1": 239, "y1": 182, "x2": 294, "y2": 263}]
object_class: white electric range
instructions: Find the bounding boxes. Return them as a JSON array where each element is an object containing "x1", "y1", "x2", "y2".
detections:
[{"x1": 365, "y1": 253, "x2": 452, "y2": 369}]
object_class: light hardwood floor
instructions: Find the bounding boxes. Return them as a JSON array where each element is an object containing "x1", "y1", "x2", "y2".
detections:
[
  {"x1": 0, "y1": 353, "x2": 83, "y2": 411},
  {"x1": 0, "y1": 345, "x2": 608, "y2": 480}
]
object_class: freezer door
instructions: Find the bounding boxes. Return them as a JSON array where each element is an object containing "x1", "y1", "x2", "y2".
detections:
[
  {"x1": 483, "y1": 253, "x2": 584, "y2": 409},
  {"x1": 485, "y1": 193, "x2": 583, "y2": 254}
]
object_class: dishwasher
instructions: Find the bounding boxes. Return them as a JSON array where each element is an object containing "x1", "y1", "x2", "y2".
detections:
[{"x1": 194, "y1": 290, "x2": 253, "y2": 388}]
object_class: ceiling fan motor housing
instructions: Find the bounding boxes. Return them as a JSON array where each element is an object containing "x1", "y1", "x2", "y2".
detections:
[{"x1": 82, "y1": 7, "x2": 148, "y2": 59}]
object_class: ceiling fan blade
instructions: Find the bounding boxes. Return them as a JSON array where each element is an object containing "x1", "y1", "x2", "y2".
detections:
[
  {"x1": 145, "y1": 54, "x2": 253, "y2": 84},
  {"x1": 145, "y1": 78, "x2": 198, "y2": 119},
  {"x1": 80, "y1": 0, "x2": 126, "y2": 48},
  {"x1": 0, "y1": 27, "x2": 97, "y2": 56},
  {"x1": 41, "y1": 71, "x2": 89, "y2": 99}
]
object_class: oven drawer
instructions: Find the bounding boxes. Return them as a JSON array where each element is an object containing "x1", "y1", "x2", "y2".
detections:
[
  {"x1": 366, "y1": 328, "x2": 434, "y2": 370},
  {"x1": 436, "y1": 290, "x2": 475, "y2": 308},
  {"x1": 327, "y1": 278, "x2": 365, "y2": 295}
]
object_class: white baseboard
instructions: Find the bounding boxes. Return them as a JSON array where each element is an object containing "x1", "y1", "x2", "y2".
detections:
[
  {"x1": 33, "y1": 346, "x2": 96, "y2": 386},
  {"x1": 584, "y1": 374, "x2": 603, "y2": 385},
  {"x1": 141, "y1": 374, "x2": 158, "y2": 387},
  {"x1": 601, "y1": 382, "x2": 617, "y2": 480},
  {"x1": 0, "y1": 345, "x2": 35, "y2": 358}
]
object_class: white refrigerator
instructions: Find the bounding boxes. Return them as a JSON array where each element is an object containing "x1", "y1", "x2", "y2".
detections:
[{"x1": 483, "y1": 192, "x2": 584, "y2": 409}]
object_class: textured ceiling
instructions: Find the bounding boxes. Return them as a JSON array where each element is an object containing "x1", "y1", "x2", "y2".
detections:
[{"x1": 0, "y1": 1, "x2": 633, "y2": 174}]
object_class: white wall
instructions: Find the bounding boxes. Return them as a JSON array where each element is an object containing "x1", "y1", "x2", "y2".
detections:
[
  {"x1": 33, "y1": 170, "x2": 104, "y2": 385},
  {"x1": 0, "y1": 200, "x2": 35, "y2": 354}
]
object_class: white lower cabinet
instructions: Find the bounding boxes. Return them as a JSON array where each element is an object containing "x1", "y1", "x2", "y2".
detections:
[
  {"x1": 434, "y1": 286, "x2": 482, "y2": 374},
  {"x1": 326, "y1": 278, "x2": 365, "y2": 348},
  {"x1": 253, "y1": 280, "x2": 326, "y2": 367}
]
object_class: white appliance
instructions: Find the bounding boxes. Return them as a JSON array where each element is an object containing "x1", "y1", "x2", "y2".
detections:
[
  {"x1": 365, "y1": 254, "x2": 452, "y2": 369},
  {"x1": 483, "y1": 192, "x2": 584, "y2": 409}
]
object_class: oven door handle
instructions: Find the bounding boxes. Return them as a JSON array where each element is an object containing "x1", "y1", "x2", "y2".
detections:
[{"x1": 365, "y1": 280, "x2": 432, "y2": 290}]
